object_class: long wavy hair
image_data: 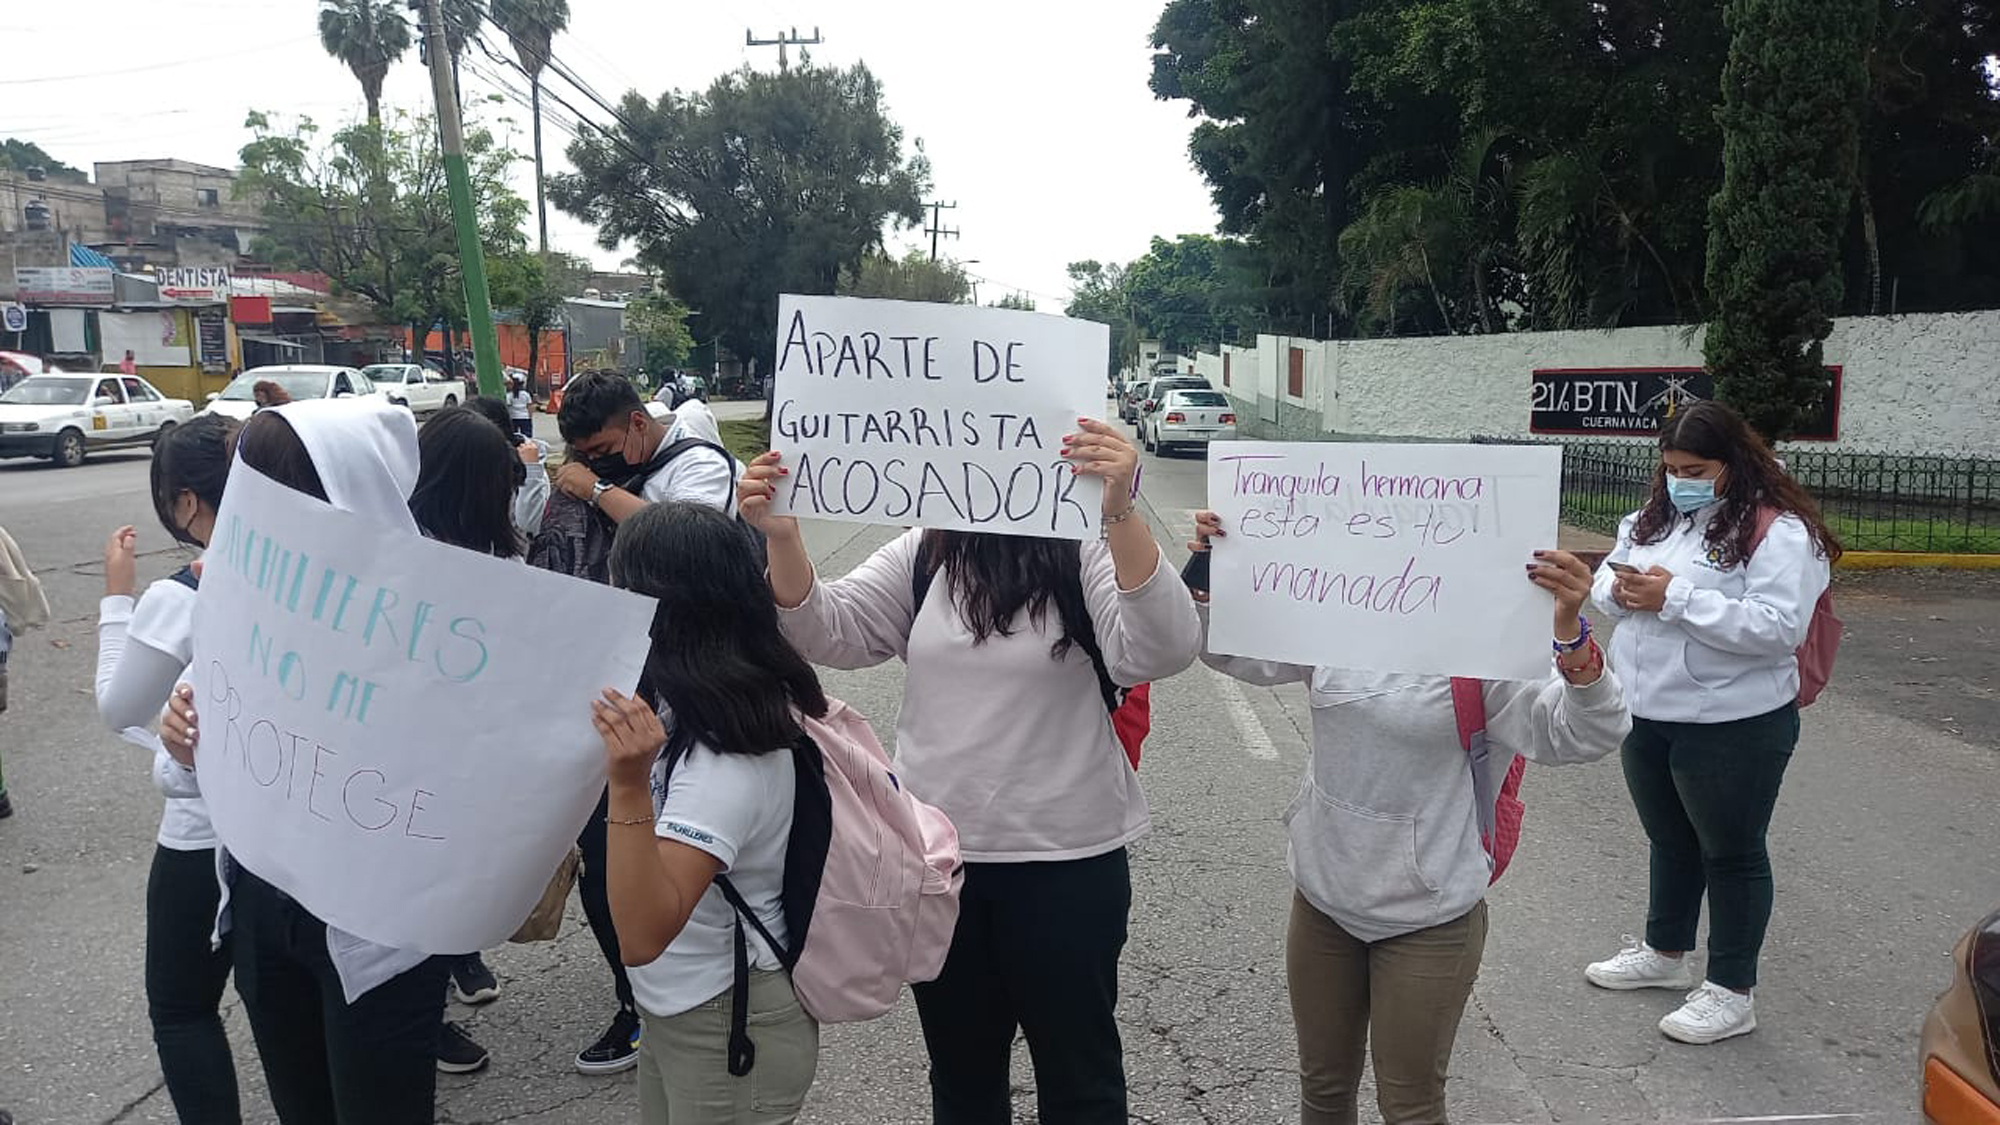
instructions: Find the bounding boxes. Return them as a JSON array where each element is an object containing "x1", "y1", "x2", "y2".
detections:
[
  {"x1": 410, "y1": 406, "x2": 524, "y2": 558},
  {"x1": 917, "y1": 529, "x2": 1090, "y2": 661},
  {"x1": 1630, "y1": 401, "x2": 1843, "y2": 567},
  {"x1": 610, "y1": 503, "x2": 828, "y2": 756}
]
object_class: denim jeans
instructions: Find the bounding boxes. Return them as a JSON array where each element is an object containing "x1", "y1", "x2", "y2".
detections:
[{"x1": 1622, "y1": 704, "x2": 1799, "y2": 990}]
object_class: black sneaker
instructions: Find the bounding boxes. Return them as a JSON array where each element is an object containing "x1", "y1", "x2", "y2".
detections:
[
  {"x1": 575, "y1": 1009, "x2": 641, "y2": 1074},
  {"x1": 437, "y1": 1020, "x2": 490, "y2": 1074},
  {"x1": 0, "y1": 790, "x2": 13, "y2": 819},
  {"x1": 451, "y1": 954, "x2": 500, "y2": 1005}
]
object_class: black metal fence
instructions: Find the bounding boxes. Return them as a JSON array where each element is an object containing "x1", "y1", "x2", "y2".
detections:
[{"x1": 1475, "y1": 437, "x2": 2000, "y2": 554}]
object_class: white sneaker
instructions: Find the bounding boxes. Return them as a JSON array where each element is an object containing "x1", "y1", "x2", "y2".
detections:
[
  {"x1": 1584, "y1": 937, "x2": 1697, "y2": 991},
  {"x1": 1659, "y1": 982, "x2": 1757, "y2": 1044}
]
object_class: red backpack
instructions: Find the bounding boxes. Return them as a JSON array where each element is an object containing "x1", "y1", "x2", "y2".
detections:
[
  {"x1": 1750, "y1": 507, "x2": 1842, "y2": 708},
  {"x1": 911, "y1": 539, "x2": 1151, "y2": 769},
  {"x1": 1451, "y1": 679, "x2": 1526, "y2": 884}
]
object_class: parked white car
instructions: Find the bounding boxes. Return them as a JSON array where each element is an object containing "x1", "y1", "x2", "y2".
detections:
[
  {"x1": 364, "y1": 363, "x2": 463, "y2": 414},
  {"x1": 0, "y1": 373, "x2": 195, "y2": 467},
  {"x1": 1141, "y1": 388, "x2": 1237, "y2": 456},
  {"x1": 201, "y1": 365, "x2": 385, "y2": 421}
]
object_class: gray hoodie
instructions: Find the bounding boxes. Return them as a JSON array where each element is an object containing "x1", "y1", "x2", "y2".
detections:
[{"x1": 1202, "y1": 612, "x2": 1630, "y2": 942}]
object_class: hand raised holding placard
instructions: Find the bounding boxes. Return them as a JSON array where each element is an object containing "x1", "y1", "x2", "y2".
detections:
[
  {"x1": 1060, "y1": 419, "x2": 1138, "y2": 515},
  {"x1": 738, "y1": 451, "x2": 798, "y2": 541}
]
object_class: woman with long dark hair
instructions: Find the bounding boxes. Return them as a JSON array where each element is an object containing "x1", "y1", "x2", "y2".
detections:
[
  {"x1": 161, "y1": 399, "x2": 454, "y2": 1122},
  {"x1": 95, "y1": 414, "x2": 244, "y2": 1122},
  {"x1": 736, "y1": 418, "x2": 1202, "y2": 1124},
  {"x1": 1584, "y1": 400, "x2": 1840, "y2": 1045},
  {"x1": 593, "y1": 502, "x2": 828, "y2": 1123},
  {"x1": 408, "y1": 404, "x2": 527, "y2": 1072}
]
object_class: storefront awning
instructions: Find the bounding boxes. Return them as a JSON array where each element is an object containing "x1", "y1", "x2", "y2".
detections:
[{"x1": 239, "y1": 334, "x2": 307, "y2": 351}]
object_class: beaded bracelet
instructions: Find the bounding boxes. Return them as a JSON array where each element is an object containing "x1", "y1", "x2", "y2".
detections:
[{"x1": 1553, "y1": 615, "x2": 1593, "y2": 656}]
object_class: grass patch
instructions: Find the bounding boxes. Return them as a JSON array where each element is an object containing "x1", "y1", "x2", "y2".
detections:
[
  {"x1": 720, "y1": 416, "x2": 772, "y2": 465},
  {"x1": 1560, "y1": 491, "x2": 2000, "y2": 553}
]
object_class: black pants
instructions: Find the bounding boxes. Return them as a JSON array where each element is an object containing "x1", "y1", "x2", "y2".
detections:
[
  {"x1": 912, "y1": 848, "x2": 1132, "y2": 1125},
  {"x1": 229, "y1": 868, "x2": 448, "y2": 1124},
  {"x1": 147, "y1": 845, "x2": 240, "y2": 1124},
  {"x1": 1622, "y1": 704, "x2": 1799, "y2": 991},
  {"x1": 512, "y1": 418, "x2": 534, "y2": 441},
  {"x1": 577, "y1": 787, "x2": 636, "y2": 1014}
]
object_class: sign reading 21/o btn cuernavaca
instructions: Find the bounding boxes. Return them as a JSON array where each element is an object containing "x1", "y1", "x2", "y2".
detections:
[{"x1": 1530, "y1": 366, "x2": 1842, "y2": 440}]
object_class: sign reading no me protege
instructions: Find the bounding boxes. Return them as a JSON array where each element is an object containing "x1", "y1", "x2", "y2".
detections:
[{"x1": 770, "y1": 295, "x2": 1110, "y2": 539}]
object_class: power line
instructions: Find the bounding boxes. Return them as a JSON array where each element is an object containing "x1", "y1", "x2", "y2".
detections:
[
  {"x1": 924, "y1": 200, "x2": 959, "y2": 263},
  {"x1": 746, "y1": 26, "x2": 823, "y2": 71},
  {"x1": 0, "y1": 36, "x2": 316, "y2": 85}
]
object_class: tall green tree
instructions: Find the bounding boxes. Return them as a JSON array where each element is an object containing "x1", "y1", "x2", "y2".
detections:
[
  {"x1": 0, "y1": 139, "x2": 85, "y2": 180},
  {"x1": 1064, "y1": 260, "x2": 1140, "y2": 378},
  {"x1": 624, "y1": 289, "x2": 697, "y2": 371},
  {"x1": 837, "y1": 250, "x2": 970, "y2": 304},
  {"x1": 490, "y1": 0, "x2": 570, "y2": 253},
  {"x1": 550, "y1": 62, "x2": 928, "y2": 374},
  {"x1": 1123, "y1": 234, "x2": 1259, "y2": 352},
  {"x1": 1703, "y1": 0, "x2": 1876, "y2": 441},
  {"x1": 317, "y1": 0, "x2": 411, "y2": 126},
  {"x1": 490, "y1": 249, "x2": 586, "y2": 384},
  {"x1": 237, "y1": 109, "x2": 527, "y2": 361}
]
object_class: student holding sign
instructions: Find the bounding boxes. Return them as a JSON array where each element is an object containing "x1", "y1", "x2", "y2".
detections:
[
  {"x1": 1190, "y1": 512, "x2": 1628, "y2": 1125},
  {"x1": 1584, "y1": 402, "x2": 1838, "y2": 1046},
  {"x1": 161, "y1": 400, "x2": 452, "y2": 1124},
  {"x1": 737, "y1": 418, "x2": 1202, "y2": 1125}
]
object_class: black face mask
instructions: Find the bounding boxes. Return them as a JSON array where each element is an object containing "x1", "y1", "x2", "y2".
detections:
[{"x1": 585, "y1": 450, "x2": 640, "y2": 485}]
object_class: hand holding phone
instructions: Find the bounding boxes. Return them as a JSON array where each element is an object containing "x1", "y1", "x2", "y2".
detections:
[{"x1": 1605, "y1": 560, "x2": 1640, "y2": 576}]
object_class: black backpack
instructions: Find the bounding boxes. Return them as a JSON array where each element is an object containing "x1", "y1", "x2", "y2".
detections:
[
  {"x1": 657, "y1": 724, "x2": 833, "y2": 1078},
  {"x1": 526, "y1": 438, "x2": 764, "y2": 582}
]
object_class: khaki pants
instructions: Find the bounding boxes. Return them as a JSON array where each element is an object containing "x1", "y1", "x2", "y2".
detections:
[
  {"x1": 1288, "y1": 893, "x2": 1488, "y2": 1125},
  {"x1": 637, "y1": 970, "x2": 819, "y2": 1125}
]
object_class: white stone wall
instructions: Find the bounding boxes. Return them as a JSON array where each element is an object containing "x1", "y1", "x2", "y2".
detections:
[{"x1": 1203, "y1": 311, "x2": 2000, "y2": 454}]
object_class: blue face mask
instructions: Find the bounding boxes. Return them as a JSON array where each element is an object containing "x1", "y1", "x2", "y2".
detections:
[{"x1": 1666, "y1": 476, "x2": 1718, "y2": 514}]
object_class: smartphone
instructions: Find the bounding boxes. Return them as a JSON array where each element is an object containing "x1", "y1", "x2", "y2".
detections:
[
  {"x1": 1605, "y1": 561, "x2": 1641, "y2": 576},
  {"x1": 1181, "y1": 550, "x2": 1212, "y2": 593}
]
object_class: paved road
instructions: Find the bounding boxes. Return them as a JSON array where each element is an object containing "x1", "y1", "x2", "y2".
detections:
[{"x1": 1, "y1": 406, "x2": 1994, "y2": 1123}]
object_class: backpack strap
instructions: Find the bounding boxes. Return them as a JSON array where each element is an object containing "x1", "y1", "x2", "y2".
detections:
[
  {"x1": 909, "y1": 536, "x2": 1121, "y2": 716},
  {"x1": 169, "y1": 565, "x2": 199, "y2": 591},
  {"x1": 644, "y1": 437, "x2": 743, "y2": 513},
  {"x1": 1451, "y1": 677, "x2": 1499, "y2": 849}
]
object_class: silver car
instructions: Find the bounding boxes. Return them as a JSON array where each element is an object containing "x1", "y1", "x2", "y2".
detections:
[{"x1": 1141, "y1": 388, "x2": 1237, "y2": 456}]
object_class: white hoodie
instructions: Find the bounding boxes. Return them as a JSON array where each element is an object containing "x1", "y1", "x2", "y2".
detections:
[
  {"x1": 209, "y1": 397, "x2": 433, "y2": 1002},
  {"x1": 1591, "y1": 505, "x2": 1830, "y2": 724}
]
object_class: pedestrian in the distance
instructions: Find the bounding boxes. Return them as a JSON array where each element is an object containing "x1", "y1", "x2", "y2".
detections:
[
  {"x1": 120, "y1": 349, "x2": 137, "y2": 376},
  {"x1": 506, "y1": 374, "x2": 535, "y2": 443},
  {"x1": 1190, "y1": 512, "x2": 1629, "y2": 1124},
  {"x1": 738, "y1": 418, "x2": 1201, "y2": 1124},
  {"x1": 94, "y1": 415, "x2": 245, "y2": 1122},
  {"x1": 0, "y1": 521, "x2": 52, "y2": 820},
  {"x1": 595, "y1": 502, "x2": 826, "y2": 1124},
  {"x1": 1584, "y1": 400, "x2": 1839, "y2": 1045}
]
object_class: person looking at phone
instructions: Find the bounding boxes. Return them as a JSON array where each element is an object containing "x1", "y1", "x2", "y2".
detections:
[{"x1": 1584, "y1": 401, "x2": 1839, "y2": 1045}]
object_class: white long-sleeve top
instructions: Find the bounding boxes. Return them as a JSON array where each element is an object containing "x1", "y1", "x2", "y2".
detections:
[
  {"x1": 1202, "y1": 608, "x2": 1630, "y2": 942},
  {"x1": 515, "y1": 440, "x2": 551, "y2": 536},
  {"x1": 778, "y1": 529, "x2": 1202, "y2": 862},
  {"x1": 96, "y1": 579, "x2": 213, "y2": 849},
  {"x1": 1591, "y1": 505, "x2": 1830, "y2": 723}
]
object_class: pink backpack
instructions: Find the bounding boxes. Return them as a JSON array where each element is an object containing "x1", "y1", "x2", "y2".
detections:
[
  {"x1": 1451, "y1": 678, "x2": 1526, "y2": 884},
  {"x1": 694, "y1": 698, "x2": 963, "y2": 1075},
  {"x1": 1750, "y1": 507, "x2": 1842, "y2": 707}
]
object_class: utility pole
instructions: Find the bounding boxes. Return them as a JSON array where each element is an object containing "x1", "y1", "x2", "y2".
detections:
[
  {"x1": 745, "y1": 26, "x2": 823, "y2": 71},
  {"x1": 421, "y1": 0, "x2": 503, "y2": 398},
  {"x1": 924, "y1": 200, "x2": 959, "y2": 263}
]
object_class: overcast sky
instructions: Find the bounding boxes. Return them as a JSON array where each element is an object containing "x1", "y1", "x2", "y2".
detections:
[{"x1": 7, "y1": 0, "x2": 1222, "y2": 309}]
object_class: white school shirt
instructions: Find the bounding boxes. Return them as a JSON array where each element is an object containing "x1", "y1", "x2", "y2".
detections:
[
  {"x1": 628, "y1": 740, "x2": 796, "y2": 1018},
  {"x1": 778, "y1": 530, "x2": 1203, "y2": 862},
  {"x1": 665, "y1": 398, "x2": 722, "y2": 445},
  {"x1": 515, "y1": 439, "x2": 551, "y2": 536},
  {"x1": 1591, "y1": 504, "x2": 1830, "y2": 724},
  {"x1": 96, "y1": 579, "x2": 214, "y2": 850},
  {"x1": 638, "y1": 440, "x2": 739, "y2": 514}
]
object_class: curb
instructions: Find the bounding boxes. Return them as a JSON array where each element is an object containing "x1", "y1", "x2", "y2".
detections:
[{"x1": 1837, "y1": 552, "x2": 2000, "y2": 571}]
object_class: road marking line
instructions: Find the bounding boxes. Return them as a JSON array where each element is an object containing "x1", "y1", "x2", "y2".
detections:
[{"x1": 1209, "y1": 667, "x2": 1278, "y2": 760}]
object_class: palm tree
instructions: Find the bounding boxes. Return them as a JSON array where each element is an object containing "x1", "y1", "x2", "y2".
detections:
[
  {"x1": 317, "y1": 0, "x2": 412, "y2": 127},
  {"x1": 491, "y1": 0, "x2": 569, "y2": 253}
]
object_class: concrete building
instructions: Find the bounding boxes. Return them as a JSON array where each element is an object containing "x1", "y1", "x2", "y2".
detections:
[{"x1": 89, "y1": 159, "x2": 264, "y2": 272}]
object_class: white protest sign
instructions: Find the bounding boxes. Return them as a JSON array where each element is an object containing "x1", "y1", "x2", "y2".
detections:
[
  {"x1": 1206, "y1": 441, "x2": 1563, "y2": 681},
  {"x1": 191, "y1": 464, "x2": 656, "y2": 954},
  {"x1": 770, "y1": 294, "x2": 1109, "y2": 539}
]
